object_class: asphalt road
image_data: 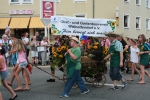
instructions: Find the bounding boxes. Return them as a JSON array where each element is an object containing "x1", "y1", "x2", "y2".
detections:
[{"x1": 1, "y1": 66, "x2": 150, "y2": 100}]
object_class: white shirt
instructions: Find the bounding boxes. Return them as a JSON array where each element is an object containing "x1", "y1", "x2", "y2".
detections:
[
  {"x1": 0, "y1": 39, "x2": 12, "y2": 45},
  {"x1": 22, "y1": 37, "x2": 29, "y2": 48},
  {"x1": 22, "y1": 37, "x2": 29, "y2": 43},
  {"x1": 130, "y1": 46, "x2": 139, "y2": 63}
]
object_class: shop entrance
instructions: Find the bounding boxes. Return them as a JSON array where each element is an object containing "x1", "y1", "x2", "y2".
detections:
[{"x1": 14, "y1": 29, "x2": 29, "y2": 39}]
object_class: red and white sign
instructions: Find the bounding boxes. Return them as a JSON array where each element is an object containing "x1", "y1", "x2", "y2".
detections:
[
  {"x1": 9, "y1": 10, "x2": 33, "y2": 15},
  {"x1": 41, "y1": 1, "x2": 54, "y2": 19}
]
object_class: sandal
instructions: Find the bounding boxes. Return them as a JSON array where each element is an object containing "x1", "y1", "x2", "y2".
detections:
[
  {"x1": 127, "y1": 79, "x2": 134, "y2": 81},
  {"x1": 9, "y1": 95, "x2": 18, "y2": 100},
  {"x1": 137, "y1": 82, "x2": 145, "y2": 84},
  {"x1": 14, "y1": 88, "x2": 23, "y2": 92},
  {"x1": 8, "y1": 83, "x2": 12, "y2": 86},
  {"x1": 23, "y1": 89, "x2": 30, "y2": 91},
  {"x1": 23, "y1": 83, "x2": 31, "y2": 85}
]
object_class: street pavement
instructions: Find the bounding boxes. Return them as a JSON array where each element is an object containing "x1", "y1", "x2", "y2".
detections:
[{"x1": 1, "y1": 66, "x2": 150, "y2": 100}]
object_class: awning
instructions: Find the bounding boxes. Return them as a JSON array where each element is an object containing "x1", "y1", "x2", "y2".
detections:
[
  {"x1": 0, "y1": 18, "x2": 10, "y2": 29},
  {"x1": 29, "y1": 17, "x2": 44, "y2": 28},
  {"x1": 9, "y1": 18, "x2": 30, "y2": 29}
]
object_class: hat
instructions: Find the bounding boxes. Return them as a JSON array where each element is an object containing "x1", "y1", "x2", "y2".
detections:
[
  {"x1": 105, "y1": 32, "x2": 119, "y2": 37},
  {"x1": 71, "y1": 37, "x2": 79, "y2": 43}
]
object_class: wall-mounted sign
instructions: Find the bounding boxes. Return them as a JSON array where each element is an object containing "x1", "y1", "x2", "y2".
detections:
[
  {"x1": 9, "y1": 10, "x2": 33, "y2": 15},
  {"x1": 40, "y1": 0, "x2": 55, "y2": 19}
]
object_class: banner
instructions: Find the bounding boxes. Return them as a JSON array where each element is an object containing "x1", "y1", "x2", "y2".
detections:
[{"x1": 51, "y1": 16, "x2": 116, "y2": 37}]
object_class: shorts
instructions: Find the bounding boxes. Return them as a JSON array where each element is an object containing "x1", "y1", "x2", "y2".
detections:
[
  {"x1": 0, "y1": 71, "x2": 7, "y2": 80},
  {"x1": 109, "y1": 67, "x2": 122, "y2": 81},
  {"x1": 31, "y1": 51, "x2": 38, "y2": 57},
  {"x1": 19, "y1": 61, "x2": 28, "y2": 68}
]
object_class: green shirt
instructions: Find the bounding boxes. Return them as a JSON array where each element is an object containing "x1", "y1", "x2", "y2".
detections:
[
  {"x1": 139, "y1": 43, "x2": 150, "y2": 66},
  {"x1": 108, "y1": 39, "x2": 123, "y2": 67},
  {"x1": 71, "y1": 47, "x2": 81, "y2": 70}
]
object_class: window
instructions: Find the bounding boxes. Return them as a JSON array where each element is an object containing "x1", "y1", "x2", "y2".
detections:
[
  {"x1": 136, "y1": 17, "x2": 141, "y2": 29},
  {"x1": 23, "y1": 0, "x2": 31, "y2": 2},
  {"x1": 10, "y1": 0, "x2": 19, "y2": 3},
  {"x1": 146, "y1": 18, "x2": 150, "y2": 30},
  {"x1": 74, "y1": 14, "x2": 86, "y2": 18},
  {"x1": 124, "y1": 14, "x2": 130, "y2": 28},
  {"x1": 9, "y1": 0, "x2": 33, "y2": 4},
  {"x1": 56, "y1": 0, "x2": 60, "y2": 3},
  {"x1": 136, "y1": 0, "x2": 141, "y2": 5},
  {"x1": 74, "y1": 0, "x2": 87, "y2": 3},
  {"x1": 146, "y1": 0, "x2": 150, "y2": 8},
  {"x1": 124, "y1": 0, "x2": 130, "y2": 3}
]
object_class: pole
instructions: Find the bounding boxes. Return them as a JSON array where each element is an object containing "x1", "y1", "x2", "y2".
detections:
[
  {"x1": 44, "y1": 26, "x2": 47, "y2": 36},
  {"x1": 93, "y1": 0, "x2": 95, "y2": 19},
  {"x1": 48, "y1": 25, "x2": 50, "y2": 41}
]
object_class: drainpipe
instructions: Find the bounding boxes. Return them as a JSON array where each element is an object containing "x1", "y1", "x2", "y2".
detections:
[{"x1": 93, "y1": 0, "x2": 95, "y2": 19}]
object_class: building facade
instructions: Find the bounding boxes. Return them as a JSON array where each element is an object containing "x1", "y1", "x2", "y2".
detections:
[{"x1": 0, "y1": 0, "x2": 150, "y2": 39}]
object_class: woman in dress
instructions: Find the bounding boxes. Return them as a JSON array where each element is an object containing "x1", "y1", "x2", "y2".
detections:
[
  {"x1": 138, "y1": 34, "x2": 150, "y2": 84},
  {"x1": 127, "y1": 39, "x2": 141, "y2": 81}
]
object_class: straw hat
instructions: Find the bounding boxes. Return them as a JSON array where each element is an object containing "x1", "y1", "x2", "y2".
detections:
[
  {"x1": 71, "y1": 37, "x2": 79, "y2": 43},
  {"x1": 118, "y1": 33, "x2": 128, "y2": 44},
  {"x1": 105, "y1": 32, "x2": 120, "y2": 37}
]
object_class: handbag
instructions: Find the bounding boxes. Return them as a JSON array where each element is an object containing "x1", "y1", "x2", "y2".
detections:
[{"x1": 27, "y1": 64, "x2": 32, "y2": 74}]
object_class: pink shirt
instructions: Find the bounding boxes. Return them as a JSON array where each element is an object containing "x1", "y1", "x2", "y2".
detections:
[
  {"x1": 101, "y1": 39, "x2": 110, "y2": 47},
  {"x1": 41, "y1": 41, "x2": 48, "y2": 51},
  {"x1": 17, "y1": 51, "x2": 27, "y2": 63},
  {"x1": 0, "y1": 55, "x2": 7, "y2": 71}
]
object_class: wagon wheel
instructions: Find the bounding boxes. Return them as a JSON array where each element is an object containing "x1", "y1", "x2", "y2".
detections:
[
  {"x1": 63, "y1": 74, "x2": 78, "y2": 89},
  {"x1": 92, "y1": 73, "x2": 106, "y2": 88},
  {"x1": 84, "y1": 77, "x2": 93, "y2": 83}
]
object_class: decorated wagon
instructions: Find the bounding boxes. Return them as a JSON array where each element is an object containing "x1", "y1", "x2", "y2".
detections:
[{"x1": 50, "y1": 35, "x2": 109, "y2": 87}]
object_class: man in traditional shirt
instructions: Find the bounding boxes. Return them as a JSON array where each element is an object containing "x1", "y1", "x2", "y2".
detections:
[{"x1": 103, "y1": 32, "x2": 127, "y2": 90}]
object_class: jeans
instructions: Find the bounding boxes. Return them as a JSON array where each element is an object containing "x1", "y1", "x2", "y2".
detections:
[
  {"x1": 62, "y1": 70, "x2": 88, "y2": 95},
  {"x1": 41, "y1": 51, "x2": 47, "y2": 65},
  {"x1": 109, "y1": 67, "x2": 122, "y2": 81}
]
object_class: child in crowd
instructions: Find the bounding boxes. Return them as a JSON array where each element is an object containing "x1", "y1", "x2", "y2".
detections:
[
  {"x1": 0, "y1": 47, "x2": 17, "y2": 100},
  {"x1": 13, "y1": 39, "x2": 30, "y2": 91}
]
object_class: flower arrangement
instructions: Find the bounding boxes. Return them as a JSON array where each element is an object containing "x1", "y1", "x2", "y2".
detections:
[
  {"x1": 80, "y1": 37, "x2": 108, "y2": 77},
  {"x1": 51, "y1": 36, "x2": 70, "y2": 69}
]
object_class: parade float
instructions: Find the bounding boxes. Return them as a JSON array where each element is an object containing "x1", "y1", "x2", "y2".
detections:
[{"x1": 49, "y1": 16, "x2": 116, "y2": 87}]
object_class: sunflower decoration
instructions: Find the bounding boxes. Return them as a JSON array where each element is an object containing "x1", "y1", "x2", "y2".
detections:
[
  {"x1": 59, "y1": 55, "x2": 63, "y2": 58},
  {"x1": 88, "y1": 45, "x2": 92, "y2": 49},
  {"x1": 93, "y1": 46, "x2": 98, "y2": 49},
  {"x1": 61, "y1": 46, "x2": 66, "y2": 51},
  {"x1": 52, "y1": 28, "x2": 58, "y2": 35},
  {"x1": 57, "y1": 47, "x2": 61, "y2": 52},
  {"x1": 51, "y1": 36, "x2": 69, "y2": 70},
  {"x1": 107, "y1": 21, "x2": 116, "y2": 32},
  {"x1": 110, "y1": 22, "x2": 116, "y2": 28},
  {"x1": 103, "y1": 46, "x2": 109, "y2": 55},
  {"x1": 140, "y1": 45, "x2": 144, "y2": 51},
  {"x1": 52, "y1": 47, "x2": 55, "y2": 53},
  {"x1": 53, "y1": 52, "x2": 57, "y2": 58}
]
